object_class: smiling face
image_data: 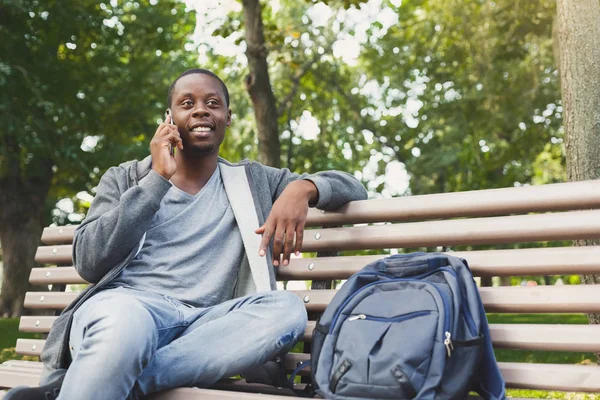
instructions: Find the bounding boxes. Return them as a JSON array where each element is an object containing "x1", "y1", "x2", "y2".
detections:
[{"x1": 170, "y1": 73, "x2": 231, "y2": 156}]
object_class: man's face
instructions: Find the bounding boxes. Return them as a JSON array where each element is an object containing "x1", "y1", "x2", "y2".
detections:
[{"x1": 170, "y1": 73, "x2": 231, "y2": 155}]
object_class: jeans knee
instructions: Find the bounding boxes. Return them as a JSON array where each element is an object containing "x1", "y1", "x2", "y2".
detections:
[
  {"x1": 73, "y1": 297, "x2": 156, "y2": 352},
  {"x1": 269, "y1": 291, "x2": 308, "y2": 335}
]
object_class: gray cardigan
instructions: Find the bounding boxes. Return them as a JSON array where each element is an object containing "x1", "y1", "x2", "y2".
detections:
[{"x1": 40, "y1": 156, "x2": 367, "y2": 382}]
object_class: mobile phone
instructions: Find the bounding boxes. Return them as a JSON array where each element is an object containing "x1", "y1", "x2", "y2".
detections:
[{"x1": 166, "y1": 109, "x2": 176, "y2": 156}]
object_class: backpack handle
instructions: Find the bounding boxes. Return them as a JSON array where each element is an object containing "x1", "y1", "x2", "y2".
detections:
[{"x1": 380, "y1": 253, "x2": 451, "y2": 277}]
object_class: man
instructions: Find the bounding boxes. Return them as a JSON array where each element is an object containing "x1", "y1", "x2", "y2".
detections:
[{"x1": 6, "y1": 69, "x2": 367, "y2": 400}]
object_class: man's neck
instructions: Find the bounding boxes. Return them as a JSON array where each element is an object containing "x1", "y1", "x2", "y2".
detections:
[{"x1": 170, "y1": 151, "x2": 219, "y2": 195}]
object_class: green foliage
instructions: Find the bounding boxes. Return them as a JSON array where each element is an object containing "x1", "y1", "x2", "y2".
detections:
[
  {"x1": 506, "y1": 389, "x2": 600, "y2": 399},
  {"x1": 360, "y1": 0, "x2": 563, "y2": 194},
  {"x1": 0, "y1": 0, "x2": 197, "y2": 221},
  {"x1": 318, "y1": 0, "x2": 369, "y2": 9},
  {"x1": 207, "y1": 0, "x2": 564, "y2": 199},
  {"x1": 203, "y1": 0, "x2": 382, "y2": 180}
]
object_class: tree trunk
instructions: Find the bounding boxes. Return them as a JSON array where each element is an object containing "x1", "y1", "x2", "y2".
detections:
[
  {"x1": 242, "y1": 0, "x2": 281, "y2": 167},
  {"x1": 480, "y1": 276, "x2": 493, "y2": 287},
  {"x1": 0, "y1": 164, "x2": 52, "y2": 317},
  {"x1": 556, "y1": 0, "x2": 600, "y2": 363}
]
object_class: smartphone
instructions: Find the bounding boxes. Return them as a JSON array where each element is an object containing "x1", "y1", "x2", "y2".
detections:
[{"x1": 166, "y1": 109, "x2": 176, "y2": 156}]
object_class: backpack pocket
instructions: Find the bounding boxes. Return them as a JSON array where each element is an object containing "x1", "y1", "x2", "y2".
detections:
[
  {"x1": 436, "y1": 335, "x2": 485, "y2": 399},
  {"x1": 330, "y1": 308, "x2": 440, "y2": 399}
]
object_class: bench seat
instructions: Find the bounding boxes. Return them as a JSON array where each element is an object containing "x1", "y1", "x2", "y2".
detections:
[{"x1": 3, "y1": 179, "x2": 600, "y2": 398}]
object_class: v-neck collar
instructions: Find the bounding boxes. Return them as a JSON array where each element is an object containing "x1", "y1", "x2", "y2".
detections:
[{"x1": 169, "y1": 164, "x2": 221, "y2": 199}]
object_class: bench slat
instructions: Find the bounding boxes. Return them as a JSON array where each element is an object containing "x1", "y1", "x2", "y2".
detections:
[
  {"x1": 489, "y1": 323, "x2": 600, "y2": 352},
  {"x1": 38, "y1": 180, "x2": 600, "y2": 240},
  {"x1": 34, "y1": 245, "x2": 72, "y2": 265},
  {"x1": 22, "y1": 285, "x2": 600, "y2": 313},
  {"x1": 0, "y1": 362, "x2": 297, "y2": 399},
  {"x1": 39, "y1": 180, "x2": 600, "y2": 244},
  {"x1": 303, "y1": 210, "x2": 600, "y2": 252},
  {"x1": 29, "y1": 267, "x2": 85, "y2": 285},
  {"x1": 306, "y1": 179, "x2": 600, "y2": 226},
  {"x1": 40, "y1": 225, "x2": 77, "y2": 245},
  {"x1": 476, "y1": 285, "x2": 600, "y2": 313},
  {"x1": 149, "y1": 387, "x2": 294, "y2": 400},
  {"x1": 2, "y1": 361, "x2": 43, "y2": 370},
  {"x1": 29, "y1": 246, "x2": 600, "y2": 287},
  {"x1": 15, "y1": 339, "x2": 45, "y2": 356},
  {"x1": 19, "y1": 316, "x2": 57, "y2": 332},
  {"x1": 7, "y1": 356, "x2": 594, "y2": 395},
  {"x1": 0, "y1": 366, "x2": 40, "y2": 375},
  {"x1": 499, "y1": 361, "x2": 600, "y2": 392},
  {"x1": 36, "y1": 210, "x2": 600, "y2": 259},
  {"x1": 284, "y1": 354, "x2": 600, "y2": 392},
  {"x1": 0, "y1": 367, "x2": 293, "y2": 399},
  {"x1": 17, "y1": 322, "x2": 600, "y2": 353},
  {"x1": 279, "y1": 246, "x2": 600, "y2": 279},
  {"x1": 0, "y1": 367, "x2": 40, "y2": 389}
]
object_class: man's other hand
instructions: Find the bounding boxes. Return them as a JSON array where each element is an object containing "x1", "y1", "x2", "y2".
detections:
[{"x1": 255, "y1": 180, "x2": 318, "y2": 267}]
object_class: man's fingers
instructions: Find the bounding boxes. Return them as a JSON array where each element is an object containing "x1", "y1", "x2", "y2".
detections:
[
  {"x1": 294, "y1": 226, "x2": 304, "y2": 256},
  {"x1": 272, "y1": 223, "x2": 285, "y2": 267},
  {"x1": 163, "y1": 131, "x2": 183, "y2": 150},
  {"x1": 154, "y1": 125, "x2": 180, "y2": 146},
  {"x1": 258, "y1": 222, "x2": 273, "y2": 257},
  {"x1": 156, "y1": 123, "x2": 175, "y2": 136},
  {"x1": 282, "y1": 225, "x2": 295, "y2": 266}
]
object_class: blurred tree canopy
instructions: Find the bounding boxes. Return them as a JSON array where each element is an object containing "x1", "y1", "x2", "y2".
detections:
[
  {"x1": 0, "y1": 0, "x2": 567, "y2": 315},
  {"x1": 0, "y1": 0, "x2": 196, "y2": 316},
  {"x1": 207, "y1": 0, "x2": 563, "y2": 196},
  {"x1": 361, "y1": 0, "x2": 563, "y2": 195}
]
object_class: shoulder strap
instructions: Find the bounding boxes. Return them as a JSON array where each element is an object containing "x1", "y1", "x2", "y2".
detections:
[{"x1": 220, "y1": 163, "x2": 271, "y2": 293}]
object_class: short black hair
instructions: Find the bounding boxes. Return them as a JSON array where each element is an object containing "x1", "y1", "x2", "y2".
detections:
[{"x1": 167, "y1": 68, "x2": 230, "y2": 108}]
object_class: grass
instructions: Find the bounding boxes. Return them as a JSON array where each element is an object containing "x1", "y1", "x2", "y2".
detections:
[
  {"x1": 0, "y1": 318, "x2": 42, "y2": 364},
  {"x1": 1, "y1": 314, "x2": 599, "y2": 398}
]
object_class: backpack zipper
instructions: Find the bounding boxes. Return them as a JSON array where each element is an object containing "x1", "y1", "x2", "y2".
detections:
[
  {"x1": 432, "y1": 266, "x2": 478, "y2": 337},
  {"x1": 347, "y1": 310, "x2": 432, "y2": 323},
  {"x1": 354, "y1": 265, "x2": 478, "y2": 337},
  {"x1": 330, "y1": 276, "x2": 453, "y2": 356}
]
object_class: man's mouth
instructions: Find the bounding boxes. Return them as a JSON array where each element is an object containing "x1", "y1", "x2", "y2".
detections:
[
  {"x1": 189, "y1": 125, "x2": 214, "y2": 137},
  {"x1": 191, "y1": 126, "x2": 212, "y2": 132}
]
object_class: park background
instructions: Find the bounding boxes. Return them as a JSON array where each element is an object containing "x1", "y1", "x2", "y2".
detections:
[{"x1": 1, "y1": 0, "x2": 600, "y2": 398}]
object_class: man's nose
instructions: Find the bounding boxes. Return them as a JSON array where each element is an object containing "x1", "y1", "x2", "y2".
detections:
[{"x1": 191, "y1": 103, "x2": 210, "y2": 118}]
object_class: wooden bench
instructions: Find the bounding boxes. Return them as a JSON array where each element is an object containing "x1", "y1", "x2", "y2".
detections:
[{"x1": 3, "y1": 179, "x2": 600, "y2": 398}]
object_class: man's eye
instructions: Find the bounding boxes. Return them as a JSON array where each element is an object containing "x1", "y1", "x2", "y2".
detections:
[
  {"x1": 182, "y1": 100, "x2": 193, "y2": 106},
  {"x1": 207, "y1": 100, "x2": 219, "y2": 106}
]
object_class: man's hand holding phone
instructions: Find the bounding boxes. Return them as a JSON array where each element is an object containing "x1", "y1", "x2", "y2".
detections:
[{"x1": 150, "y1": 113, "x2": 183, "y2": 180}]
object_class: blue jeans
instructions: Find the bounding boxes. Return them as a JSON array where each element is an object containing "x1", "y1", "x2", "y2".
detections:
[{"x1": 57, "y1": 287, "x2": 307, "y2": 400}]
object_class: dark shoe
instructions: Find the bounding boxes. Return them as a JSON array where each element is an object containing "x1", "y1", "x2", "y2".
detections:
[
  {"x1": 4, "y1": 376, "x2": 64, "y2": 400},
  {"x1": 242, "y1": 359, "x2": 289, "y2": 388}
]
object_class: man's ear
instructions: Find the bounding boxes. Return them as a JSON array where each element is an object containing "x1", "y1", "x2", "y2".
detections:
[{"x1": 227, "y1": 109, "x2": 232, "y2": 126}]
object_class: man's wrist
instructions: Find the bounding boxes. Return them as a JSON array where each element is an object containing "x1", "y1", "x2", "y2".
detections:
[{"x1": 293, "y1": 179, "x2": 319, "y2": 205}]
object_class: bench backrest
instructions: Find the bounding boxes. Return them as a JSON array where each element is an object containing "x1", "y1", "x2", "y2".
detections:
[{"x1": 17, "y1": 179, "x2": 600, "y2": 393}]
